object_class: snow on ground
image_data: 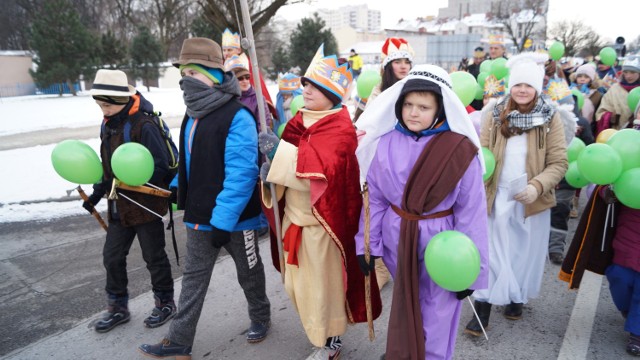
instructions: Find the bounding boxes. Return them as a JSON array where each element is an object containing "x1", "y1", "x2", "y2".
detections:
[{"x1": 0, "y1": 83, "x2": 291, "y2": 222}]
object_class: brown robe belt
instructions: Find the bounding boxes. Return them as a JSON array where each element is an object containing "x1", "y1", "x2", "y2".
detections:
[{"x1": 391, "y1": 204, "x2": 453, "y2": 221}]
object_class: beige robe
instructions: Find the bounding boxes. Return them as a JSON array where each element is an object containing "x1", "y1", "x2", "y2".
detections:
[{"x1": 262, "y1": 109, "x2": 348, "y2": 347}]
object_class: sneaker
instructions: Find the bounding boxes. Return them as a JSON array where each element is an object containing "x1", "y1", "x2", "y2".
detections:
[
  {"x1": 94, "y1": 308, "x2": 130, "y2": 333},
  {"x1": 139, "y1": 338, "x2": 192, "y2": 360},
  {"x1": 549, "y1": 253, "x2": 564, "y2": 265},
  {"x1": 144, "y1": 297, "x2": 176, "y2": 328},
  {"x1": 628, "y1": 334, "x2": 640, "y2": 356},
  {"x1": 306, "y1": 347, "x2": 341, "y2": 360},
  {"x1": 246, "y1": 320, "x2": 270, "y2": 343}
]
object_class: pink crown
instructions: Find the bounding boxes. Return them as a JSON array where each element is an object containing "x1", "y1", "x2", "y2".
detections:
[
  {"x1": 303, "y1": 44, "x2": 353, "y2": 99},
  {"x1": 222, "y1": 28, "x2": 240, "y2": 49},
  {"x1": 278, "y1": 72, "x2": 301, "y2": 92}
]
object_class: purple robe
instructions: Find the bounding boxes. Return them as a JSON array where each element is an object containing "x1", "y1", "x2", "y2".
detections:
[{"x1": 355, "y1": 129, "x2": 489, "y2": 360}]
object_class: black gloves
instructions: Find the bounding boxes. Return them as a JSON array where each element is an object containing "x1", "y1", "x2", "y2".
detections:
[
  {"x1": 455, "y1": 289, "x2": 474, "y2": 300},
  {"x1": 357, "y1": 254, "x2": 379, "y2": 276},
  {"x1": 211, "y1": 226, "x2": 231, "y2": 248},
  {"x1": 82, "y1": 192, "x2": 103, "y2": 214}
]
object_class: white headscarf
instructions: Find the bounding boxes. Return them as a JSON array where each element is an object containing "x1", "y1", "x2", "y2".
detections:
[{"x1": 356, "y1": 64, "x2": 484, "y2": 186}]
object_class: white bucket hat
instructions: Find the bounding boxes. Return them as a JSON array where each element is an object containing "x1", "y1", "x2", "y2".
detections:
[{"x1": 90, "y1": 69, "x2": 136, "y2": 96}]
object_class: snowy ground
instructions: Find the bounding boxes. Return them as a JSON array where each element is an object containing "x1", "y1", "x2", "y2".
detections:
[{"x1": 0, "y1": 83, "x2": 358, "y2": 223}]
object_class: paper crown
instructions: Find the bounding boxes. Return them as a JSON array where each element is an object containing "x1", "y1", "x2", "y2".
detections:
[
  {"x1": 222, "y1": 28, "x2": 240, "y2": 49},
  {"x1": 302, "y1": 44, "x2": 353, "y2": 100},
  {"x1": 483, "y1": 74, "x2": 505, "y2": 97},
  {"x1": 278, "y1": 72, "x2": 301, "y2": 92},
  {"x1": 488, "y1": 34, "x2": 505, "y2": 46},
  {"x1": 224, "y1": 53, "x2": 249, "y2": 72},
  {"x1": 381, "y1": 37, "x2": 414, "y2": 68}
]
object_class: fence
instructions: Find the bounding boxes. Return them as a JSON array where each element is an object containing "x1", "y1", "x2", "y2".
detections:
[{"x1": 0, "y1": 83, "x2": 37, "y2": 97}]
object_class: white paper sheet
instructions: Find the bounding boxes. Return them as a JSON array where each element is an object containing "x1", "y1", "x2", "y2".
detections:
[{"x1": 508, "y1": 173, "x2": 528, "y2": 198}]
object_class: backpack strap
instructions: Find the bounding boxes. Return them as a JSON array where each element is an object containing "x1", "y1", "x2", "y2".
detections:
[
  {"x1": 166, "y1": 204, "x2": 179, "y2": 266},
  {"x1": 123, "y1": 121, "x2": 133, "y2": 143}
]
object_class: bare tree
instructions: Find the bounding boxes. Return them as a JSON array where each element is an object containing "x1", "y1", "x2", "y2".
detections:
[
  {"x1": 548, "y1": 20, "x2": 605, "y2": 57},
  {"x1": 197, "y1": 0, "x2": 307, "y2": 41},
  {"x1": 490, "y1": 0, "x2": 548, "y2": 53}
]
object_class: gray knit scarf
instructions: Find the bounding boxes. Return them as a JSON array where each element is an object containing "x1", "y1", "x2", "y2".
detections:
[
  {"x1": 179, "y1": 72, "x2": 241, "y2": 119},
  {"x1": 493, "y1": 95, "x2": 555, "y2": 131}
]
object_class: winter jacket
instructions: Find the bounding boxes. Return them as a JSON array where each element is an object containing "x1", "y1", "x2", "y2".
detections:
[
  {"x1": 480, "y1": 99, "x2": 568, "y2": 218},
  {"x1": 96, "y1": 93, "x2": 169, "y2": 226},
  {"x1": 595, "y1": 83, "x2": 635, "y2": 130},
  {"x1": 176, "y1": 100, "x2": 261, "y2": 232}
]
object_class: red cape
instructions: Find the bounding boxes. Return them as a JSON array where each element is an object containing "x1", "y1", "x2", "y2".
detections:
[{"x1": 263, "y1": 106, "x2": 382, "y2": 323}]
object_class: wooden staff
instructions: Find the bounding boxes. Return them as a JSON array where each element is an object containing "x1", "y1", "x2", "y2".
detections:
[
  {"x1": 73, "y1": 185, "x2": 108, "y2": 231},
  {"x1": 362, "y1": 182, "x2": 375, "y2": 341},
  {"x1": 108, "y1": 179, "x2": 171, "y2": 199}
]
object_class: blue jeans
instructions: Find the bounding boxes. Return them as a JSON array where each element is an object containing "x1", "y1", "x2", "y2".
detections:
[{"x1": 606, "y1": 264, "x2": 640, "y2": 335}]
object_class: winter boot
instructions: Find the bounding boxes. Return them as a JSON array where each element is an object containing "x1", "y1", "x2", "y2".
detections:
[
  {"x1": 464, "y1": 300, "x2": 491, "y2": 337},
  {"x1": 504, "y1": 302, "x2": 523, "y2": 320},
  {"x1": 570, "y1": 195, "x2": 579, "y2": 218},
  {"x1": 246, "y1": 320, "x2": 270, "y2": 343},
  {"x1": 139, "y1": 338, "x2": 192, "y2": 360},
  {"x1": 628, "y1": 333, "x2": 640, "y2": 356},
  {"x1": 144, "y1": 294, "x2": 176, "y2": 328},
  {"x1": 95, "y1": 294, "x2": 130, "y2": 333}
]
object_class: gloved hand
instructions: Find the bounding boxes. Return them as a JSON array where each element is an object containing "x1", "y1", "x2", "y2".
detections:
[
  {"x1": 258, "y1": 129, "x2": 279, "y2": 160},
  {"x1": 603, "y1": 185, "x2": 617, "y2": 204},
  {"x1": 455, "y1": 289, "x2": 474, "y2": 300},
  {"x1": 82, "y1": 192, "x2": 103, "y2": 214},
  {"x1": 211, "y1": 226, "x2": 231, "y2": 248},
  {"x1": 357, "y1": 254, "x2": 379, "y2": 276},
  {"x1": 169, "y1": 187, "x2": 177, "y2": 204},
  {"x1": 514, "y1": 184, "x2": 539, "y2": 205},
  {"x1": 260, "y1": 162, "x2": 271, "y2": 184}
]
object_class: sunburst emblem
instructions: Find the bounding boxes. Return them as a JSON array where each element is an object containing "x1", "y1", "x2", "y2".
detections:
[{"x1": 546, "y1": 79, "x2": 571, "y2": 101}]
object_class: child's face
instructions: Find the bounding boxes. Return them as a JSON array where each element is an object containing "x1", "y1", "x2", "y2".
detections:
[
  {"x1": 223, "y1": 47, "x2": 241, "y2": 59},
  {"x1": 401, "y1": 92, "x2": 438, "y2": 132},
  {"x1": 95, "y1": 100, "x2": 126, "y2": 117},
  {"x1": 622, "y1": 70, "x2": 640, "y2": 83},
  {"x1": 510, "y1": 83, "x2": 536, "y2": 106},
  {"x1": 576, "y1": 74, "x2": 591, "y2": 85},
  {"x1": 302, "y1": 83, "x2": 334, "y2": 111},
  {"x1": 181, "y1": 67, "x2": 214, "y2": 87},
  {"x1": 391, "y1": 59, "x2": 411, "y2": 80}
]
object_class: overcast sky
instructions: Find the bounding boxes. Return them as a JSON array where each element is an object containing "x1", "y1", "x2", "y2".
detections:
[{"x1": 276, "y1": 0, "x2": 639, "y2": 45}]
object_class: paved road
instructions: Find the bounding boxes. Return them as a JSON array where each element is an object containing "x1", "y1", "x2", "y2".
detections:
[{"x1": 0, "y1": 129, "x2": 634, "y2": 359}]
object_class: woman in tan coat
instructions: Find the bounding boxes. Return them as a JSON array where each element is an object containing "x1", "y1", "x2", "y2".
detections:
[{"x1": 465, "y1": 53, "x2": 568, "y2": 336}]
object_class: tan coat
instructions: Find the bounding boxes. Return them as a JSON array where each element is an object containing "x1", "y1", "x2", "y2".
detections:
[
  {"x1": 480, "y1": 104, "x2": 568, "y2": 218},
  {"x1": 595, "y1": 83, "x2": 632, "y2": 129}
]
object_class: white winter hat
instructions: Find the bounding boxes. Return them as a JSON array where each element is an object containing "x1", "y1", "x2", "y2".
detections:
[{"x1": 507, "y1": 52, "x2": 548, "y2": 94}]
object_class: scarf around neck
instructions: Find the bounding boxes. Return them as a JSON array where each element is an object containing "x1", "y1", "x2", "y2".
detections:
[
  {"x1": 494, "y1": 95, "x2": 555, "y2": 131},
  {"x1": 179, "y1": 72, "x2": 241, "y2": 119}
]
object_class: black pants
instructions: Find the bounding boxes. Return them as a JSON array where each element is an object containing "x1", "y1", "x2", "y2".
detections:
[{"x1": 103, "y1": 219, "x2": 174, "y2": 299}]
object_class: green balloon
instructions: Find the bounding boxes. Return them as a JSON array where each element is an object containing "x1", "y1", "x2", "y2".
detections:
[
  {"x1": 111, "y1": 143, "x2": 154, "y2": 186},
  {"x1": 450, "y1": 71, "x2": 478, "y2": 107},
  {"x1": 549, "y1": 41, "x2": 565, "y2": 61},
  {"x1": 480, "y1": 59, "x2": 493, "y2": 74},
  {"x1": 613, "y1": 168, "x2": 640, "y2": 209},
  {"x1": 627, "y1": 87, "x2": 640, "y2": 114},
  {"x1": 290, "y1": 95, "x2": 304, "y2": 117},
  {"x1": 277, "y1": 122, "x2": 287, "y2": 137},
  {"x1": 606, "y1": 129, "x2": 640, "y2": 171},
  {"x1": 51, "y1": 140, "x2": 103, "y2": 184},
  {"x1": 571, "y1": 89, "x2": 585, "y2": 110},
  {"x1": 357, "y1": 70, "x2": 382, "y2": 99},
  {"x1": 490, "y1": 58, "x2": 508, "y2": 80},
  {"x1": 565, "y1": 162, "x2": 590, "y2": 188},
  {"x1": 599, "y1": 47, "x2": 617, "y2": 66},
  {"x1": 482, "y1": 147, "x2": 496, "y2": 181},
  {"x1": 577, "y1": 143, "x2": 623, "y2": 185},
  {"x1": 424, "y1": 230, "x2": 481, "y2": 292},
  {"x1": 567, "y1": 137, "x2": 586, "y2": 163},
  {"x1": 171, "y1": 203, "x2": 178, "y2": 211},
  {"x1": 477, "y1": 72, "x2": 489, "y2": 88},
  {"x1": 474, "y1": 84, "x2": 484, "y2": 100}
]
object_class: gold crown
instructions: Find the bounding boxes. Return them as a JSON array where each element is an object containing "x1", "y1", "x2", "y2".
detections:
[
  {"x1": 278, "y1": 72, "x2": 301, "y2": 92},
  {"x1": 303, "y1": 44, "x2": 353, "y2": 99},
  {"x1": 488, "y1": 34, "x2": 505, "y2": 46},
  {"x1": 224, "y1": 53, "x2": 249, "y2": 71},
  {"x1": 222, "y1": 28, "x2": 240, "y2": 49}
]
